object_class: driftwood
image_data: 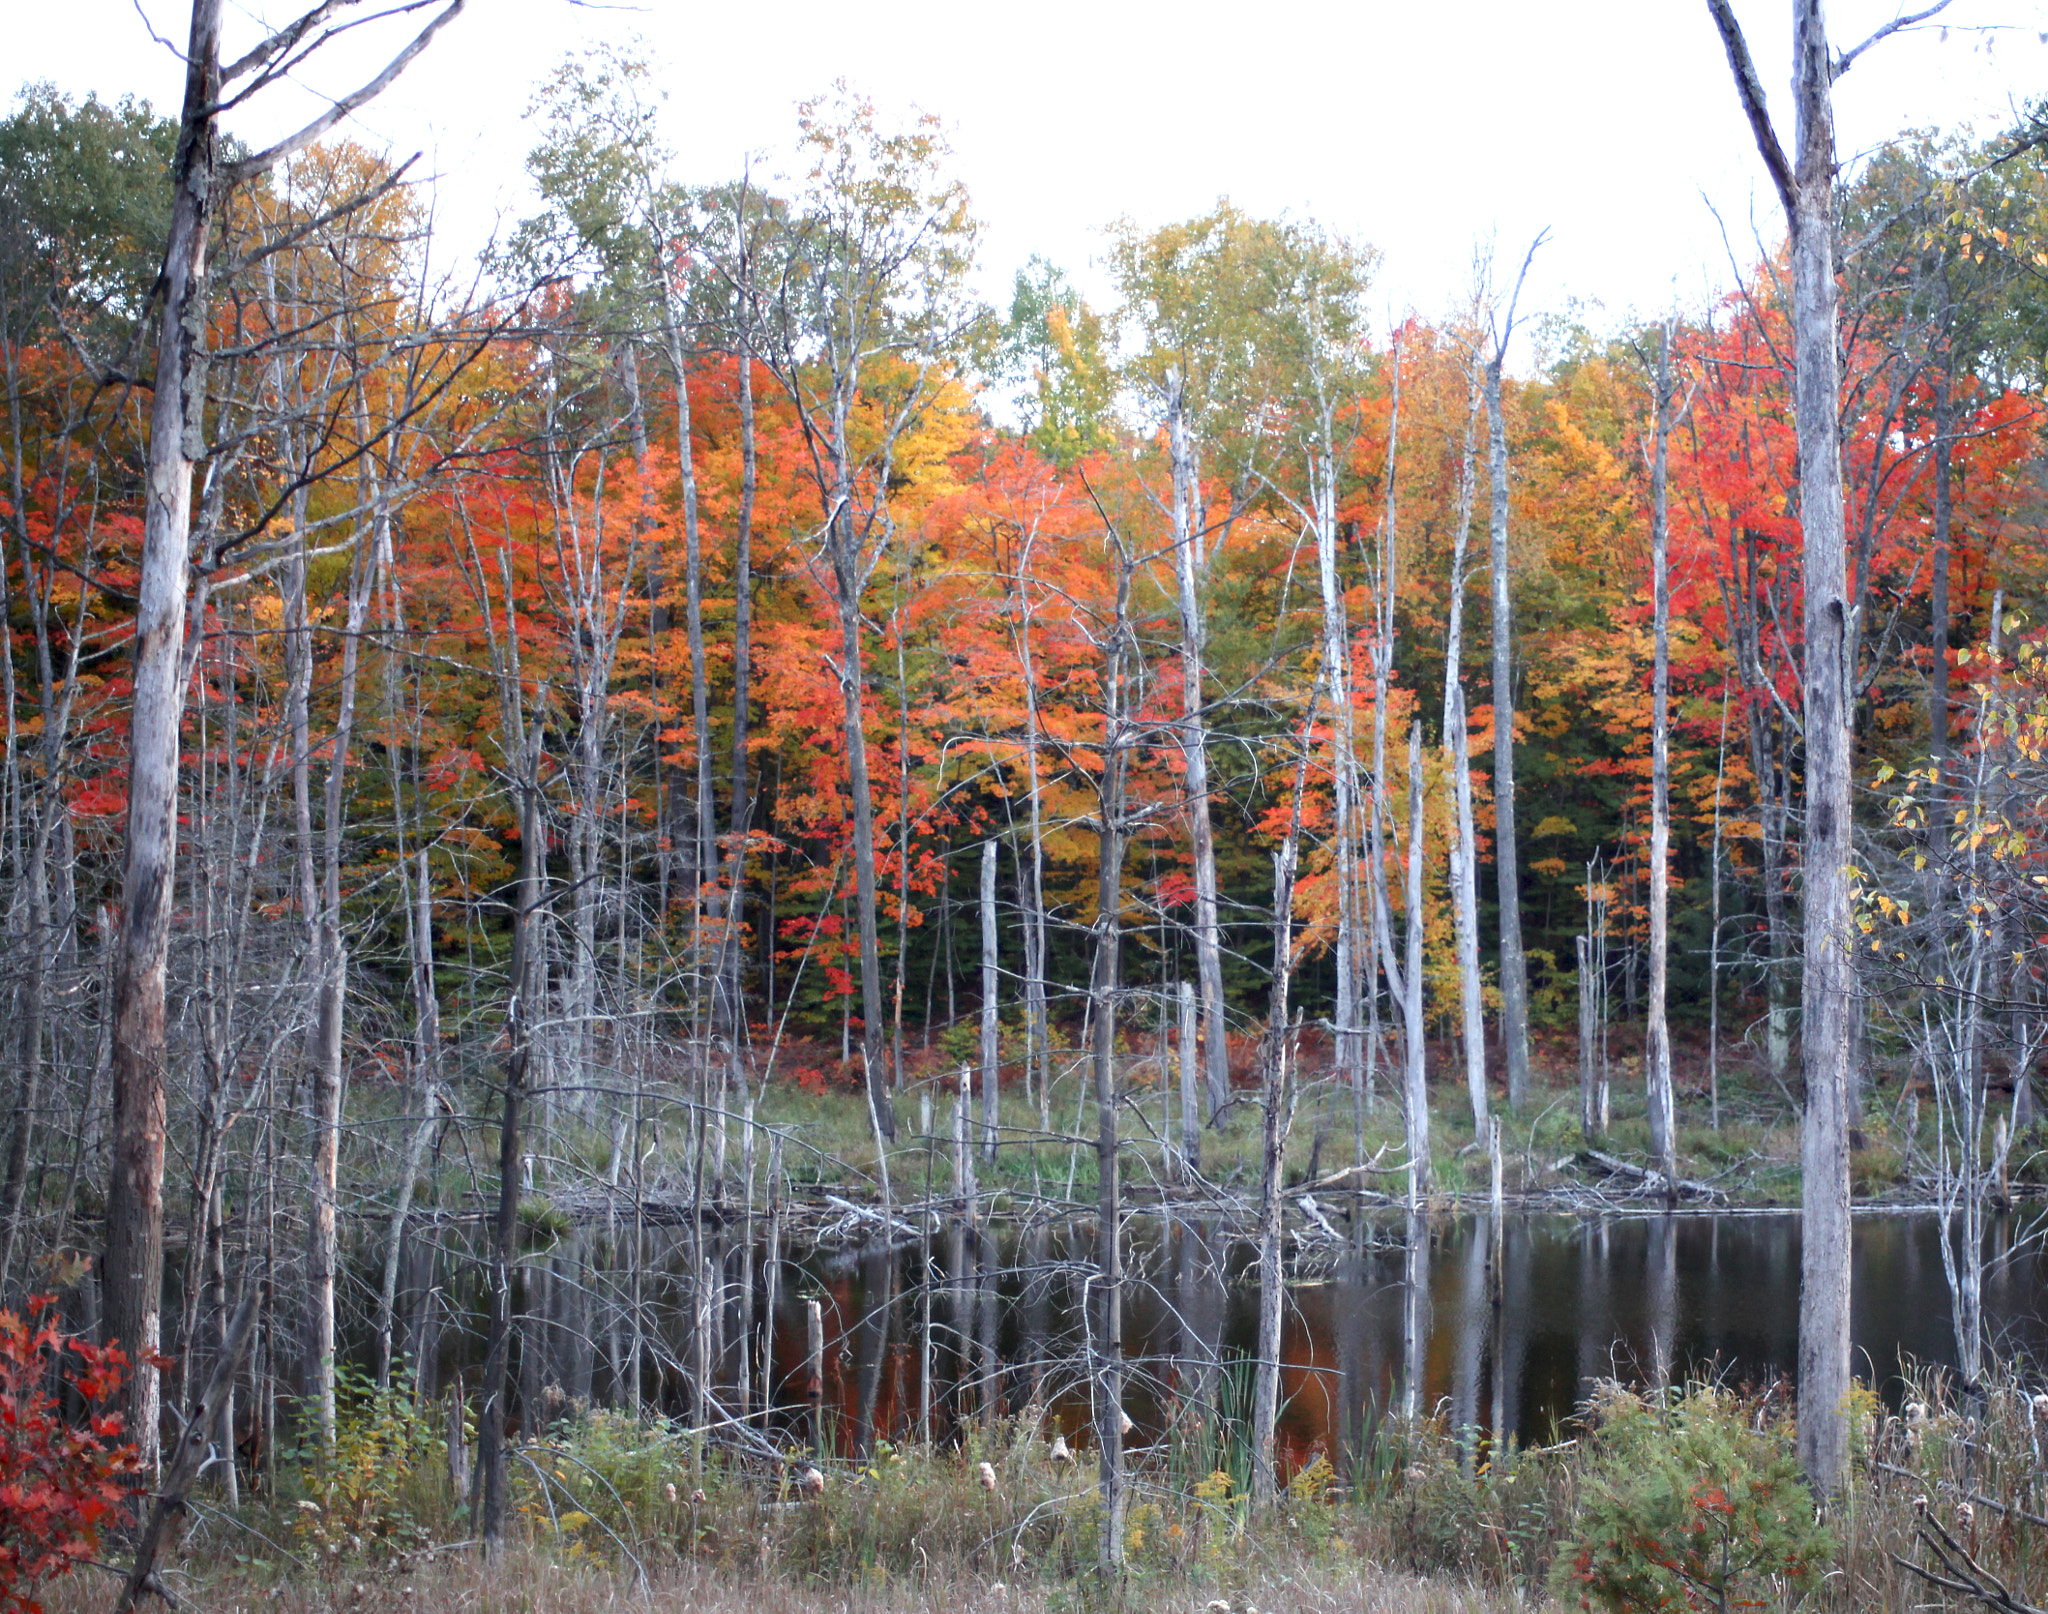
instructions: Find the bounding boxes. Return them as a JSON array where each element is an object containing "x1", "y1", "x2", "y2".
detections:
[{"x1": 113, "y1": 1291, "x2": 260, "y2": 1613}]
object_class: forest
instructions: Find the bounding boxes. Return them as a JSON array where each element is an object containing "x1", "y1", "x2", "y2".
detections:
[{"x1": 6, "y1": 2, "x2": 2048, "y2": 1612}]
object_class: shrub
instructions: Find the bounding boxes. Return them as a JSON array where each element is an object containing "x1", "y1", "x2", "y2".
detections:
[
  {"x1": 0, "y1": 1294, "x2": 141, "y2": 1614},
  {"x1": 1553, "y1": 1382, "x2": 1832, "y2": 1614},
  {"x1": 285, "y1": 1362, "x2": 446, "y2": 1557}
]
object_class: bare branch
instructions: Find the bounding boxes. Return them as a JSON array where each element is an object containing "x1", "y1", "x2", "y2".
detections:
[
  {"x1": 220, "y1": 0, "x2": 465, "y2": 184},
  {"x1": 1705, "y1": 0, "x2": 1797, "y2": 221},
  {"x1": 219, "y1": 0, "x2": 350, "y2": 86},
  {"x1": 1491, "y1": 227, "x2": 1550, "y2": 356},
  {"x1": 1835, "y1": 1, "x2": 1958, "y2": 77}
]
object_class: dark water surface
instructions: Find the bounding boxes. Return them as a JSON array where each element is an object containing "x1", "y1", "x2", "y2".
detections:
[
  {"x1": 406, "y1": 1208, "x2": 2048, "y2": 1466},
  {"x1": 785, "y1": 1210, "x2": 2048, "y2": 1462}
]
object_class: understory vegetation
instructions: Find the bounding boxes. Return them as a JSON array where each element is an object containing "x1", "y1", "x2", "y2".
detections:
[{"x1": 40, "y1": 1365, "x2": 2048, "y2": 1614}]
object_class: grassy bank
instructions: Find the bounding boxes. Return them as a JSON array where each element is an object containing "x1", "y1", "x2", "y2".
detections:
[{"x1": 678, "y1": 1032, "x2": 1986, "y2": 1213}]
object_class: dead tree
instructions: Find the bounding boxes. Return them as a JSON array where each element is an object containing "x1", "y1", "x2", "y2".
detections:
[{"x1": 1705, "y1": 0, "x2": 1954, "y2": 1493}]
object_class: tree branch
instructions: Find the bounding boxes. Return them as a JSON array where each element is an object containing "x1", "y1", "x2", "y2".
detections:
[
  {"x1": 1835, "y1": 1, "x2": 1957, "y2": 77},
  {"x1": 219, "y1": 0, "x2": 350, "y2": 86},
  {"x1": 1704, "y1": 0, "x2": 1797, "y2": 221},
  {"x1": 220, "y1": 0, "x2": 465, "y2": 184}
]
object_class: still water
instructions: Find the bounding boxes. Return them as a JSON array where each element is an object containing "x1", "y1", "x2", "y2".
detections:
[
  {"x1": 411, "y1": 1208, "x2": 2048, "y2": 1465},
  {"x1": 784, "y1": 1210, "x2": 2048, "y2": 1462}
]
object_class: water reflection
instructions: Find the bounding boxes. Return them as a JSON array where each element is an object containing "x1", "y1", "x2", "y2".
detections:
[{"x1": 399, "y1": 1208, "x2": 2048, "y2": 1467}]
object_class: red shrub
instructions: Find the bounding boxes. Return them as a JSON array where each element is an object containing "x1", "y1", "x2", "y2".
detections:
[{"x1": 0, "y1": 1296, "x2": 142, "y2": 1614}]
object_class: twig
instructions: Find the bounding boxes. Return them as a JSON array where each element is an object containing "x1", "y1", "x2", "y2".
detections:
[
  {"x1": 1871, "y1": 1458, "x2": 2048, "y2": 1531},
  {"x1": 1892, "y1": 1505, "x2": 2045, "y2": 1614}
]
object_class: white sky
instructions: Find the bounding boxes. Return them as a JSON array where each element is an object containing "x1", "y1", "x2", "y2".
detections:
[{"x1": 12, "y1": 0, "x2": 2048, "y2": 363}]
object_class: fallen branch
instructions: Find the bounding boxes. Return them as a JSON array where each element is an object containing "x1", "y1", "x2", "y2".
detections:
[
  {"x1": 1892, "y1": 1505, "x2": 2046, "y2": 1614},
  {"x1": 1569, "y1": 1148, "x2": 1722, "y2": 1202},
  {"x1": 114, "y1": 1290, "x2": 260, "y2": 1613}
]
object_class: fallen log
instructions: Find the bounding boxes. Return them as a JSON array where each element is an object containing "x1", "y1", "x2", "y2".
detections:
[{"x1": 1570, "y1": 1148, "x2": 1722, "y2": 1202}]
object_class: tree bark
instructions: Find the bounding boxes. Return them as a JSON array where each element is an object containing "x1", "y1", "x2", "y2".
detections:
[
  {"x1": 1929, "y1": 357, "x2": 1953, "y2": 793},
  {"x1": 106, "y1": 0, "x2": 226, "y2": 1473},
  {"x1": 1089, "y1": 534, "x2": 1132, "y2": 1570},
  {"x1": 1706, "y1": 0, "x2": 1860, "y2": 1496},
  {"x1": 378, "y1": 849, "x2": 443, "y2": 1391},
  {"x1": 1486, "y1": 349, "x2": 1530, "y2": 1111},
  {"x1": 1312, "y1": 392, "x2": 1361, "y2": 1111},
  {"x1": 1645, "y1": 321, "x2": 1679, "y2": 1190},
  {"x1": 1445, "y1": 370, "x2": 1488, "y2": 1130},
  {"x1": 1379, "y1": 724, "x2": 1432, "y2": 1204},
  {"x1": 1167, "y1": 373, "x2": 1230, "y2": 1124},
  {"x1": 1251, "y1": 694, "x2": 1312, "y2": 1510},
  {"x1": 979, "y1": 838, "x2": 999, "y2": 1161},
  {"x1": 480, "y1": 744, "x2": 542, "y2": 1551}
]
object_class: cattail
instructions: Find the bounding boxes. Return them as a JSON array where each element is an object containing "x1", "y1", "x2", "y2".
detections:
[
  {"x1": 2031, "y1": 1391, "x2": 2048, "y2": 1422},
  {"x1": 689, "y1": 1489, "x2": 706, "y2": 1507},
  {"x1": 1048, "y1": 1434, "x2": 1073, "y2": 1466},
  {"x1": 1117, "y1": 1409, "x2": 1135, "y2": 1437},
  {"x1": 1958, "y1": 1501, "x2": 1976, "y2": 1530},
  {"x1": 978, "y1": 1460, "x2": 998, "y2": 1493},
  {"x1": 793, "y1": 1462, "x2": 825, "y2": 1499},
  {"x1": 1905, "y1": 1401, "x2": 1930, "y2": 1429},
  {"x1": 664, "y1": 1482, "x2": 678, "y2": 1505}
]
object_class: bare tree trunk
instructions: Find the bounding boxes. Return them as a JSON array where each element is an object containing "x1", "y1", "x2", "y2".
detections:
[
  {"x1": 378, "y1": 849, "x2": 443, "y2": 1390},
  {"x1": 1645, "y1": 321, "x2": 1679, "y2": 1190},
  {"x1": 1578, "y1": 933, "x2": 1599, "y2": 1143},
  {"x1": 304, "y1": 506, "x2": 377, "y2": 1442},
  {"x1": 1166, "y1": 375, "x2": 1229, "y2": 1124},
  {"x1": 1709, "y1": 692, "x2": 1728, "y2": 1131},
  {"x1": 726, "y1": 272, "x2": 758, "y2": 1061},
  {"x1": 1707, "y1": 0, "x2": 1868, "y2": 1495},
  {"x1": 106, "y1": 0, "x2": 226, "y2": 1472},
  {"x1": 1089, "y1": 536, "x2": 1133, "y2": 1570},
  {"x1": 656, "y1": 297, "x2": 717, "y2": 1051},
  {"x1": 1178, "y1": 981, "x2": 1201, "y2": 1177},
  {"x1": 1251, "y1": 697, "x2": 1312, "y2": 1510},
  {"x1": 1444, "y1": 370, "x2": 1488, "y2": 1130},
  {"x1": 1312, "y1": 402, "x2": 1361, "y2": 1109},
  {"x1": 105, "y1": 0, "x2": 462, "y2": 1481},
  {"x1": 481, "y1": 748, "x2": 542, "y2": 1551},
  {"x1": 1400, "y1": 1208, "x2": 1428, "y2": 1420},
  {"x1": 1006, "y1": 519, "x2": 1053, "y2": 1133},
  {"x1": 1929, "y1": 360, "x2": 1953, "y2": 783},
  {"x1": 1382, "y1": 724, "x2": 1431, "y2": 1205},
  {"x1": 979, "y1": 839, "x2": 999, "y2": 1162},
  {"x1": 1360, "y1": 343, "x2": 1403, "y2": 1147},
  {"x1": 830, "y1": 500, "x2": 895, "y2": 1136},
  {"x1": 1486, "y1": 341, "x2": 1531, "y2": 1111}
]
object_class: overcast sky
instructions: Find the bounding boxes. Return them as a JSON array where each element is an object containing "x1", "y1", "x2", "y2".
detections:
[{"x1": 12, "y1": 0, "x2": 2048, "y2": 361}]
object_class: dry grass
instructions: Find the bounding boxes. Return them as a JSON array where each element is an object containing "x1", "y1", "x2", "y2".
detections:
[
  {"x1": 44, "y1": 1364, "x2": 2048, "y2": 1614},
  {"x1": 49, "y1": 1541, "x2": 1533, "y2": 1614}
]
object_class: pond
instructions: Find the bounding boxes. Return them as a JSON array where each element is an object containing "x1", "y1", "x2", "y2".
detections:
[{"x1": 397, "y1": 1205, "x2": 2048, "y2": 1467}]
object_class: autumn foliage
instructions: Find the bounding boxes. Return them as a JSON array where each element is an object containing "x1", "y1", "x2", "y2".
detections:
[{"x1": 0, "y1": 1297, "x2": 140, "y2": 1614}]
